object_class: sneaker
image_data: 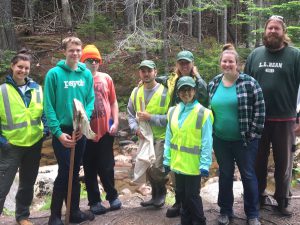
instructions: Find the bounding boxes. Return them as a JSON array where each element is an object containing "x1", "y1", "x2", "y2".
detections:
[
  {"x1": 247, "y1": 218, "x2": 261, "y2": 225},
  {"x1": 109, "y1": 198, "x2": 122, "y2": 211},
  {"x1": 90, "y1": 202, "x2": 107, "y2": 215},
  {"x1": 218, "y1": 214, "x2": 229, "y2": 225},
  {"x1": 17, "y1": 219, "x2": 33, "y2": 225}
]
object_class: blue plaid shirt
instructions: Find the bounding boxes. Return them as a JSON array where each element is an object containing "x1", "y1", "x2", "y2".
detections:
[{"x1": 208, "y1": 73, "x2": 265, "y2": 144}]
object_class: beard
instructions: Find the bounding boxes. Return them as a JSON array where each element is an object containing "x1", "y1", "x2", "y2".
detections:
[{"x1": 263, "y1": 33, "x2": 284, "y2": 50}]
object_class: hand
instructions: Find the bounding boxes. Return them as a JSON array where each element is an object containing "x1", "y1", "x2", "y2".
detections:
[
  {"x1": 137, "y1": 111, "x2": 151, "y2": 121},
  {"x1": 109, "y1": 122, "x2": 118, "y2": 136},
  {"x1": 294, "y1": 123, "x2": 300, "y2": 136},
  {"x1": 164, "y1": 166, "x2": 171, "y2": 175},
  {"x1": 135, "y1": 128, "x2": 145, "y2": 140},
  {"x1": 74, "y1": 129, "x2": 83, "y2": 141},
  {"x1": 200, "y1": 169, "x2": 209, "y2": 177},
  {"x1": 58, "y1": 133, "x2": 76, "y2": 148},
  {"x1": 191, "y1": 66, "x2": 199, "y2": 76}
]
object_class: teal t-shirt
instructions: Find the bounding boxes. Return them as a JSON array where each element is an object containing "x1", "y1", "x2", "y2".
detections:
[{"x1": 211, "y1": 81, "x2": 241, "y2": 141}]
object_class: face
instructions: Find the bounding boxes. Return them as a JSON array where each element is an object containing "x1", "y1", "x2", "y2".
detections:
[
  {"x1": 64, "y1": 43, "x2": 82, "y2": 65},
  {"x1": 263, "y1": 20, "x2": 284, "y2": 49},
  {"x1": 177, "y1": 60, "x2": 193, "y2": 76},
  {"x1": 139, "y1": 67, "x2": 157, "y2": 84},
  {"x1": 84, "y1": 58, "x2": 100, "y2": 73},
  {"x1": 11, "y1": 60, "x2": 30, "y2": 84},
  {"x1": 220, "y1": 53, "x2": 238, "y2": 76},
  {"x1": 178, "y1": 85, "x2": 195, "y2": 104}
]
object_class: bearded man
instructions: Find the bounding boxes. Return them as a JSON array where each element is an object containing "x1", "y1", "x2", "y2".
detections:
[{"x1": 244, "y1": 15, "x2": 300, "y2": 216}]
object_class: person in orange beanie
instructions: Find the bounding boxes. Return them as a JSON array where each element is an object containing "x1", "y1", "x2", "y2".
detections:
[{"x1": 80, "y1": 45, "x2": 121, "y2": 215}]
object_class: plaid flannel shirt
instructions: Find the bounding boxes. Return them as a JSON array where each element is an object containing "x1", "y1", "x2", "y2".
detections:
[{"x1": 208, "y1": 73, "x2": 265, "y2": 144}]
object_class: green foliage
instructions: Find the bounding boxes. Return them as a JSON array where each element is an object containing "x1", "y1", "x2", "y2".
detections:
[
  {"x1": 40, "y1": 194, "x2": 52, "y2": 211},
  {"x1": 0, "y1": 50, "x2": 16, "y2": 78},
  {"x1": 2, "y1": 208, "x2": 14, "y2": 216},
  {"x1": 165, "y1": 190, "x2": 175, "y2": 206},
  {"x1": 80, "y1": 182, "x2": 88, "y2": 199},
  {"x1": 118, "y1": 96, "x2": 130, "y2": 112},
  {"x1": 291, "y1": 167, "x2": 300, "y2": 187},
  {"x1": 77, "y1": 15, "x2": 113, "y2": 40},
  {"x1": 196, "y1": 37, "x2": 222, "y2": 83},
  {"x1": 287, "y1": 26, "x2": 300, "y2": 48},
  {"x1": 94, "y1": 40, "x2": 115, "y2": 55}
]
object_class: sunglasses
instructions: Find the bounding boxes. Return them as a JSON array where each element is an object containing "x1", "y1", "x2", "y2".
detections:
[
  {"x1": 85, "y1": 58, "x2": 100, "y2": 64},
  {"x1": 269, "y1": 15, "x2": 285, "y2": 23},
  {"x1": 179, "y1": 86, "x2": 193, "y2": 92}
]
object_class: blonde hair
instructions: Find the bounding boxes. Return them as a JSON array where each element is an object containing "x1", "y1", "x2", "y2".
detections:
[{"x1": 62, "y1": 36, "x2": 82, "y2": 50}]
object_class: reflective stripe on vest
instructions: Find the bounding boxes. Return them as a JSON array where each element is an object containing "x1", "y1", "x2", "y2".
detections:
[
  {"x1": 170, "y1": 143, "x2": 200, "y2": 155},
  {"x1": 0, "y1": 84, "x2": 42, "y2": 131}
]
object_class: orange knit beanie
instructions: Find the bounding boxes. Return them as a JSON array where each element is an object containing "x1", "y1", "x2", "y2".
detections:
[{"x1": 81, "y1": 44, "x2": 102, "y2": 64}]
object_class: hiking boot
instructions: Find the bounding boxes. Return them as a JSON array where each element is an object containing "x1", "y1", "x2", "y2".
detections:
[
  {"x1": 141, "y1": 183, "x2": 156, "y2": 207},
  {"x1": 153, "y1": 184, "x2": 166, "y2": 208},
  {"x1": 109, "y1": 198, "x2": 122, "y2": 211},
  {"x1": 90, "y1": 202, "x2": 107, "y2": 215},
  {"x1": 17, "y1": 219, "x2": 33, "y2": 225},
  {"x1": 166, "y1": 202, "x2": 181, "y2": 218},
  {"x1": 70, "y1": 209, "x2": 95, "y2": 223},
  {"x1": 48, "y1": 190, "x2": 64, "y2": 225},
  {"x1": 218, "y1": 214, "x2": 229, "y2": 225},
  {"x1": 247, "y1": 218, "x2": 261, "y2": 225},
  {"x1": 277, "y1": 199, "x2": 292, "y2": 216}
]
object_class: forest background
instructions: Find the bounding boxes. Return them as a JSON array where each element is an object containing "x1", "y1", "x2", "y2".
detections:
[{"x1": 0, "y1": 0, "x2": 300, "y2": 110}]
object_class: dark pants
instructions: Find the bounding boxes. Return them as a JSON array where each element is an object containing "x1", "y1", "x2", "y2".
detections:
[
  {"x1": 0, "y1": 139, "x2": 42, "y2": 222},
  {"x1": 83, "y1": 133, "x2": 118, "y2": 205},
  {"x1": 175, "y1": 173, "x2": 206, "y2": 225},
  {"x1": 213, "y1": 135, "x2": 259, "y2": 219},
  {"x1": 51, "y1": 127, "x2": 86, "y2": 210},
  {"x1": 255, "y1": 121, "x2": 295, "y2": 201}
]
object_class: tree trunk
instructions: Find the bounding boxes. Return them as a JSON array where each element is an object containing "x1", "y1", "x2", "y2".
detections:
[
  {"x1": 161, "y1": 0, "x2": 169, "y2": 74},
  {"x1": 87, "y1": 0, "x2": 95, "y2": 23},
  {"x1": 137, "y1": 0, "x2": 144, "y2": 29},
  {"x1": 0, "y1": 0, "x2": 17, "y2": 50},
  {"x1": 223, "y1": 6, "x2": 227, "y2": 44},
  {"x1": 197, "y1": 0, "x2": 202, "y2": 43},
  {"x1": 187, "y1": 0, "x2": 192, "y2": 36},
  {"x1": 125, "y1": 0, "x2": 136, "y2": 31},
  {"x1": 61, "y1": 0, "x2": 72, "y2": 31}
]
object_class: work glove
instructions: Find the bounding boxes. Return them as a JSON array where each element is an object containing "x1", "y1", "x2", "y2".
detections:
[
  {"x1": 200, "y1": 169, "x2": 209, "y2": 177},
  {"x1": 164, "y1": 166, "x2": 171, "y2": 175}
]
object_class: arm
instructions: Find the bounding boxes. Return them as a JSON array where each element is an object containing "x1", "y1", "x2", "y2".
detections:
[
  {"x1": 163, "y1": 119, "x2": 172, "y2": 167},
  {"x1": 199, "y1": 112, "x2": 213, "y2": 171},
  {"x1": 250, "y1": 80, "x2": 265, "y2": 138},
  {"x1": 109, "y1": 100, "x2": 119, "y2": 135},
  {"x1": 43, "y1": 71, "x2": 63, "y2": 138}
]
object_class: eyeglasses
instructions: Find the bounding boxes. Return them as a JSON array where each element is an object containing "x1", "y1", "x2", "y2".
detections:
[
  {"x1": 179, "y1": 86, "x2": 193, "y2": 93},
  {"x1": 269, "y1": 15, "x2": 285, "y2": 23},
  {"x1": 85, "y1": 58, "x2": 100, "y2": 64}
]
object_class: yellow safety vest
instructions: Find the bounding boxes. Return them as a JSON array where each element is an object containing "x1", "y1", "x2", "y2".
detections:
[
  {"x1": 130, "y1": 84, "x2": 170, "y2": 139},
  {"x1": 0, "y1": 83, "x2": 44, "y2": 147},
  {"x1": 168, "y1": 103, "x2": 213, "y2": 175}
]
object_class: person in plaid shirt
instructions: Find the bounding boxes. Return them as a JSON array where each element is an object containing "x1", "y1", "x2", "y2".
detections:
[{"x1": 208, "y1": 44, "x2": 265, "y2": 225}]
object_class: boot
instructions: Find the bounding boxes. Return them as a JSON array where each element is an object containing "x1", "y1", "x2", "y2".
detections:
[
  {"x1": 153, "y1": 182, "x2": 166, "y2": 208},
  {"x1": 277, "y1": 198, "x2": 292, "y2": 216},
  {"x1": 141, "y1": 181, "x2": 156, "y2": 207},
  {"x1": 166, "y1": 202, "x2": 181, "y2": 218},
  {"x1": 48, "y1": 189, "x2": 64, "y2": 225},
  {"x1": 68, "y1": 183, "x2": 95, "y2": 223}
]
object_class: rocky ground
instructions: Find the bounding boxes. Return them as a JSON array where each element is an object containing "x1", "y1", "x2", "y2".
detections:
[{"x1": 1, "y1": 114, "x2": 300, "y2": 224}]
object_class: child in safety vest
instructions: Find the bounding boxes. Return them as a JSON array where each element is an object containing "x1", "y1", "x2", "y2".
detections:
[{"x1": 163, "y1": 76, "x2": 213, "y2": 225}]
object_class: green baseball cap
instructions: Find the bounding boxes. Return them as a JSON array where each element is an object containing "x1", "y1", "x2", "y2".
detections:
[
  {"x1": 139, "y1": 60, "x2": 156, "y2": 69},
  {"x1": 176, "y1": 76, "x2": 196, "y2": 90},
  {"x1": 177, "y1": 50, "x2": 194, "y2": 62}
]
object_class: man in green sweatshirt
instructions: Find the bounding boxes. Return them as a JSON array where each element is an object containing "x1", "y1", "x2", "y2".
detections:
[
  {"x1": 44, "y1": 37, "x2": 95, "y2": 225},
  {"x1": 245, "y1": 16, "x2": 300, "y2": 216}
]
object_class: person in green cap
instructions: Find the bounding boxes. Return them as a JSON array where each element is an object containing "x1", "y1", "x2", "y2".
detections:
[
  {"x1": 127, "y1": 60, "x2": 171, "y2": 208},
  {"x1": 156, "y1": 50, "x2": 209, "y2": 217},
  {"x1": 163, "y1": 76, "x2": 213, "y2": 225}
]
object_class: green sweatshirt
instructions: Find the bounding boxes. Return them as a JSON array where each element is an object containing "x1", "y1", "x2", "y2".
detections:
[
  {"x1": 44, "y1": 60, "x2": 95, "y2": 138},
  {"x1": 244, "y1": 45, "x2": 300, "y2": 119}
]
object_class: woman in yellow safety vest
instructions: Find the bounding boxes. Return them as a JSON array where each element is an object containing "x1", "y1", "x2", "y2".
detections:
[
  {"x1": 0, "y1": 49, "x2": 48, "y2": 225},
  {"x1": 163, "y1": 76, "x2": 213, "y2": 225}
]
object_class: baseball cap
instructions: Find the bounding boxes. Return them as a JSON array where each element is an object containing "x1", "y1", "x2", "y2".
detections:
[
  {"x1": 176, "y1": 50, "x2": 194, "y2": 62},
  {"x1": 139, "y1": 60, "x2": 156, "y2": 69},
  {"x1": 176, "y1": 76, "x2": 196, "y2": 90}
]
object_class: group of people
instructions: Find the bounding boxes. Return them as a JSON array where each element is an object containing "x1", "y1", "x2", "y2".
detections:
[{"x1": 0, "y1": 15, "x2": 299, "y2": 225}]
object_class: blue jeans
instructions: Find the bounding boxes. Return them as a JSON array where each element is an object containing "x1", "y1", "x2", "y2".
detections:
[{"x1": 213, "y1": 135, "x2": 259, "y2": 219}]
